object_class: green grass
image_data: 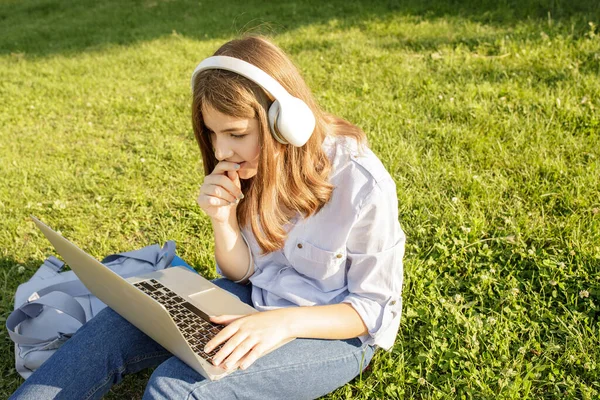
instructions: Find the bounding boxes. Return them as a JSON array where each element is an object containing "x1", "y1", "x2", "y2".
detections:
[{"x1": 1, "y1": 0, "x2": 599, "y2": 398}]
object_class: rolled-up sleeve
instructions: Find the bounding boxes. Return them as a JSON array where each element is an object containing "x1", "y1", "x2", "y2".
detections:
[{"x1": 342, "y1": 177, "x2": 405, "y2": 349}]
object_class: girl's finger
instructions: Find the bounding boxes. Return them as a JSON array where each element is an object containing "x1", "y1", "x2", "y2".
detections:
[
  {"x1": 221, "y1": 337, "x2": 258, "y2": 370},
  {"x1": 204, "y1": 322, "x2": 240, "y2": 354},
  {"x1": 201, "y1": 184, "x2": 237, "y2": 204},
  {"x1": 204, "y1": 175, "x2": 243, "y2": 199},
  {"x1": 212, "y1": 161, "x2": 241, "y2": 175},
  {"x1": 197, "y1": 195, "x2": 231, "y2": 208},
  {"x1": 225, "y1": 169, "x2": 241, "y2": 189},
  {"x1": 210, "y1": 315, "x2": 245, "y2": 325},
  {"x1": 239, "y1": 343, "x2": 268, "y2": 370},
  {"x1": 210, "y1": 331, "x2": 248, "y2": 366}
]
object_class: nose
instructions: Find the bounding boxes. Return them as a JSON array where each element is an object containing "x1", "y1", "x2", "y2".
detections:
[{"x1": 212, "y1": 136, "x2": 234, "y2": 161}]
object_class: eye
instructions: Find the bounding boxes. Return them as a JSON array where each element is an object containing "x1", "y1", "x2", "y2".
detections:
[{"x1": 230, "y1": 134, "x2": 246, "y2": 139}]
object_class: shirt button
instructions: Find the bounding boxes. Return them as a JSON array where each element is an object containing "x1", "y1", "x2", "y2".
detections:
[
  {"x1": 336, "y1": 254, "x2": 343, "y2": 258},
  {"x1": 390, "y1": 300, "x2": 397, "y2": 305},
  {"x1": 297, "y1": 243, "x2": 303, "y2": 249}
]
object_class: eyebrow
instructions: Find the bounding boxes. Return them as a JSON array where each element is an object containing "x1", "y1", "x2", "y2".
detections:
[{"x1": 204, "y1": 124, "x2": 246, "y2": 134}]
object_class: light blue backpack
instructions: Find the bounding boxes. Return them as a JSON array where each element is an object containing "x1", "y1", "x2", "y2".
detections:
[{"x1": 6, "y1": 241, "x2": 194, "y2": 379}]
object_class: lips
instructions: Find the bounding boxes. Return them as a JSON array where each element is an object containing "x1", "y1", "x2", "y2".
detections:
[{"x1": 226, "y1": 160, "x2": 245, "y2": 166}]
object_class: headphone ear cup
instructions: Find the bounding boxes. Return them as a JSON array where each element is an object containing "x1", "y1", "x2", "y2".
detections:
[
  {"x1": 268, "y1": 100, "x2": 279, "y2": 135},
  {"x1": 268, "y1": 100, "x2": 287, "y2": 144},
  {"x1": 276, "y1": 97, "x2": 315, "y2": 147},
  {"x1": 268, "y1": 97, "x2": 315, "y2": 146}
]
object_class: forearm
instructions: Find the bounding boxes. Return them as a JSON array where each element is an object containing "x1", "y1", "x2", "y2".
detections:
[
  {"x1": 212, "y1": 213, "x2": 252, "y2": 282},
  {"x1": 206, "y1": 302, "x2": 369, "y2": 370},
  {"x1": 282, "y1": 303, "x2": 368, "y2": 340}
]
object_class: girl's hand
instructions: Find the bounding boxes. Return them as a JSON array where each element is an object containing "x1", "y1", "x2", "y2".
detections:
[
  {"x1": 204, "y1": 310, "x2": 295, "y2": 371},
  {"x1": 196, "y1": 161, "x2": 244, "y2": 224}
]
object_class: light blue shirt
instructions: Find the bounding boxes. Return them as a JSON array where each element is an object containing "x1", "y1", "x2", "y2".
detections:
[{"x1": 218, "y1": 134, "x2": 405, "y2": 350}]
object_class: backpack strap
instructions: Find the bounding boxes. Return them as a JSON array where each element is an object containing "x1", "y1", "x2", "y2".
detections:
[
  {"x1": 43, "y1": 256, "x2": 64, "y2": 273},
  {"x1": 6, "y1": 291, "x2": 86, "y2": 346},
  {"x1": 28, "y1": 256, "x2": 65, "y2": 281}
]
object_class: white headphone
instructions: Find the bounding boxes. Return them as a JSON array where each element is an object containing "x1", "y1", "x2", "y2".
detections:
[{"x1": 191, "y1": 56, "x2": 316, "y2": 147}]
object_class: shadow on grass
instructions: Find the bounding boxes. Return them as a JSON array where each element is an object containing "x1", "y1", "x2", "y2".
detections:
[{"x1": 0, "y1": 0, "x2": 598, "y2": 58}]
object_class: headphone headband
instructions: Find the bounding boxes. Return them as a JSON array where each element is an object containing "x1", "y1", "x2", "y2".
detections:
[{"x1": 190, "y1": 56, "x2": 290, "y2": 101}]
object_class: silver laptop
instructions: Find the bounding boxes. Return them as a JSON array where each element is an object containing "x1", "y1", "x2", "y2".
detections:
[{"x1": 31, "y1": 216, "x2": 260, "y2": 381}]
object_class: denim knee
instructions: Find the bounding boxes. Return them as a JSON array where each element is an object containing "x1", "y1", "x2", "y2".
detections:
[{"x1": 144, "y1": 356, "x2": 208, "y2": 399}]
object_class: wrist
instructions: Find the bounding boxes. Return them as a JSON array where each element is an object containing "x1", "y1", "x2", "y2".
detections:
[
  {"x1": 211, "y1": 213, "x2": 239, "y2": 232},
  {"x1": 278, "y1": 308, "x2": 301, "y2": 339}
]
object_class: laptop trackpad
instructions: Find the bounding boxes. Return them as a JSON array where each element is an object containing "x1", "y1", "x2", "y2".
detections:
[{"x1": 188, "y1": 289, "x2": 253, "y2": 317}]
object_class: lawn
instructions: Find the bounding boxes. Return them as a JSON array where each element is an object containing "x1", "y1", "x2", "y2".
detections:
[{"x1": 1, "y1": 0, "x2": 599, "y2": 398}]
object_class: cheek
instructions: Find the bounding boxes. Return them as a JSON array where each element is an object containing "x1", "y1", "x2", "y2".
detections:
[
  {"x1": 244, "y1": 142, "x2": 260, "y2": 163},
  {"x1": 239, "y1": 144, "x2": 259, "y2": 180}
]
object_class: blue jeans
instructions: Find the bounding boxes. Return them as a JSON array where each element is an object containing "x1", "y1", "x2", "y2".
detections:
[{"x1": 10, "y1": 277, "x2": 376, "y2": 399}]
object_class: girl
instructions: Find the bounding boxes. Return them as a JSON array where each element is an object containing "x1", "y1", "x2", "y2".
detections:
[{"x1": 11, "y1": 35, "x2": 405, "y2": 399}]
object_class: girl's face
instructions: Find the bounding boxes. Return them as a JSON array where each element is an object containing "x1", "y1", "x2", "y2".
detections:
[{"x1": 202, "y1": 104, "x2": 261, "y2": 180}]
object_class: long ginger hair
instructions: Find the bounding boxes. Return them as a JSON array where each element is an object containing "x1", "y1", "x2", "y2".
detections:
[{"x1": 192, "y1": 35, "x2": 367, "y2": 254}]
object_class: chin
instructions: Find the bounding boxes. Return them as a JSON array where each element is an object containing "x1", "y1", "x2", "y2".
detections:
[{"x1": 238, "y1": 169, "x2": 257, "y2": 180}]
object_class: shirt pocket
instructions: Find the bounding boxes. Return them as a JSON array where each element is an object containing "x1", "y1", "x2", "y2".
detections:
[{"x1": 289, "y1": 238, "x2": 347, "y2": 292}]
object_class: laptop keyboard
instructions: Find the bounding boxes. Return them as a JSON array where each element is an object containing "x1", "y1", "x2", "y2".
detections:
[{"x1": 133, "y1": 279, "x2": 224, "y2": 361}]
